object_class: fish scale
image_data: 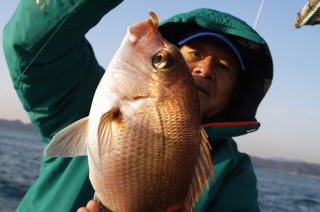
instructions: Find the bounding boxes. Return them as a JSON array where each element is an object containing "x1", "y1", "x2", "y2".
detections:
[
  {"x1": 99, "y1": 103, "x2": 167, "y2": 211},
  {"x1": 157, "y1": 100, "x2": 200, "y2": 206},
  {"x1": 45, "y1": 13, "x2": 213, "y2": 212}
]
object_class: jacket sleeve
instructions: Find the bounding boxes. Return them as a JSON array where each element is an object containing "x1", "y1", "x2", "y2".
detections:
[
  {"x1": 3, "y1": 1, "x2": 124, "y2": 212},
  {"x1": 193, "y1": 139, "x2": 260, "y2": 212},
  {"x1": 3, "y1": 0, "x2": 123, "y2": 143}
]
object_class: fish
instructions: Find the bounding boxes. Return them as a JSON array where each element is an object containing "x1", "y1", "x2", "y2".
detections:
[{"x1": 44, "y1": 11, "x2": 213, "y2": 212}]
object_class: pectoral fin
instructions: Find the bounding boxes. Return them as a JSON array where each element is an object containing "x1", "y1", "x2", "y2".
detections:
[
  {"x1": 44, "y1": 117, "x2": 89, "y2": 157},
  {"x1": 97, "y1": 110, "x2": 116, "y2": 155}
]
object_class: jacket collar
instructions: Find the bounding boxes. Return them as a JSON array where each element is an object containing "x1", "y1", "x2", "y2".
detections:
[{"x1": 202, "y1": 121, "x2": 260, "y2": 141}]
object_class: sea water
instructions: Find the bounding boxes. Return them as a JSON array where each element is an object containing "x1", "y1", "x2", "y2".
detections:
[
  {"x1": 256, "y1": 168, "x2": 320, "y2": 212},
  {"x1": 0, "y1": 126, "x2": 319, "y2": 212},
  {"x1": 0, "y1": 126, "x2": 42, "y2": 212}
]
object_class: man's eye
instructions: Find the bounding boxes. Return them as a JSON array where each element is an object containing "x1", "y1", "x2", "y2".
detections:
[
  {"x1": 189, "y1": 51, "x2": 202, "y2": 59},
  {"x1": 218, "y1": 60, "x2": 230, "y2": 71}
]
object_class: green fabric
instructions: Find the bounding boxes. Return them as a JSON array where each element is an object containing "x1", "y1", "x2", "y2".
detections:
[
  {"x1": 205, "y1": 123, "x2": 260, "y2": 140},
  {"x1": 193, "y1": 129, "x2": 260, "y2": 212},
  {"x1": 3, "y1": 2, "x2": 260, "y2": 212},
  {"x1": 3, "y1": 0, "x2": 123, "y2": 211},
  {"x1": 160, "y1": 8, "x2": 266, "y2": 44}
]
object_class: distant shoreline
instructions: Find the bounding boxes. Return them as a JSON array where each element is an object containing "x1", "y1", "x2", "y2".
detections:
[
  {"x1": 251, "y1": 156, "x2": 320, "y2": 179},
  {"x1": 255, "y1": 167, "x2": 320, "y2": 180},
  {"x1": 0, "y1": 119, "x2": 37, "y2": 132}
]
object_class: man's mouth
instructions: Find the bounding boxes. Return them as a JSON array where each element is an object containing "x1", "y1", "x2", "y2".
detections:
[
  {"x1": 193, "y1": 77, "x2": 210, "y2": 97},
  {"x1": 197, "y1": 86, "x2": 209, "y2": 97}
]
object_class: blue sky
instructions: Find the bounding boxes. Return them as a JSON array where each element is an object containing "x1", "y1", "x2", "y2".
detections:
[{"x1": 1, "y1": 0, "x2": 320, "y2": 164}]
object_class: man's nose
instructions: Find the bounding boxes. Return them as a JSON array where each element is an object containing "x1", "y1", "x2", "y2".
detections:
[{"x1": 191, "y1": 58, "x2": 214, "y2": 79}]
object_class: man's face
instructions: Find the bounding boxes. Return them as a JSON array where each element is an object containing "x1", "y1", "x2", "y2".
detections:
[{"x1": 179, "y1": 37, "x2": 240, "y2": 122}]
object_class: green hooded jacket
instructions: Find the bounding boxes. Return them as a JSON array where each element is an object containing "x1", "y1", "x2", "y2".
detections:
[{"x1": 3, "y1": 1, "x2": 272, "y2": 211}]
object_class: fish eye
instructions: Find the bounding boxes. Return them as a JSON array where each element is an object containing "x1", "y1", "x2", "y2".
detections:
[{"x1": 151, "y1": 50, "x2": 174, "y2": 71}]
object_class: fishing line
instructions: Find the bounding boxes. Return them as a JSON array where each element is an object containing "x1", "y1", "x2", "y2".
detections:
[{"x1": 14, "y1": 9, "x2": 76, "y2": 85}]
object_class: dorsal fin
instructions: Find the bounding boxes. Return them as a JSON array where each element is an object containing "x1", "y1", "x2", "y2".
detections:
[{"x1": 185, "y1": 128, "x2": 214, "y2": 210}]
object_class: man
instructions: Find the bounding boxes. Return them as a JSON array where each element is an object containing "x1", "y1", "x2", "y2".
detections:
[{"x1": 3, "y1": 1, "x2": 273, "y2": 211}]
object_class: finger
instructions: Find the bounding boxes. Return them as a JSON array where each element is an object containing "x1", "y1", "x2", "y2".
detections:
[
  {"x1": 77, "y1": 207, "x2": 89, "y2": 212},
  {"x1": 86, "y1": 200, "x2": 100, "y2": 212}
]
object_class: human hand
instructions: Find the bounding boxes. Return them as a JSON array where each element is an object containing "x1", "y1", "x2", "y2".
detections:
[{"x1": 77, "y1": 200, "x2": 100, "y2": 212}]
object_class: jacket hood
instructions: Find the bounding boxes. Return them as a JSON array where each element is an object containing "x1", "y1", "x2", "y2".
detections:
[{"x1": 159, "y1": 8, "x2": 273, "y2": 123}]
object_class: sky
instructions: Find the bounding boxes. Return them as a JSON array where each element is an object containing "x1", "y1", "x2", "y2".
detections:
[{"x1": 1, "y1": 0, "x2": 320, "y2": 164}]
